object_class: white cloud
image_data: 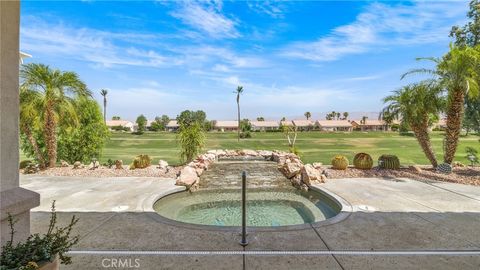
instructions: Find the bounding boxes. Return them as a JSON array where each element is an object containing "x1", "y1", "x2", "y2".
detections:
[
  {"x1": 21, "y1": 17, "x2": 183, "y2": 68},
  {"x1": 281, "y1": 1, "x2": 468, "y2": 62},
  {"x1": 170, "y1": 0, "x2": 239, "y2": 39},
  {"x1": 247, "y1": 0, "x2": 287, "y2": 19}
]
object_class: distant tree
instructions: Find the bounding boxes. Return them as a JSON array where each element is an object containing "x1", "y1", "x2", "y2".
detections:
[
  {"x1": 336, "y1": 112, "x2": 341, "y2": 120},
  {"x1": 281, "y1": 117, "x2": 286, "y2": 121},
  {"x1": 176, "y1": 110, "x2": 207, "y2": 128},
  {"x1": 256, "y1": 117, "x2": 265, "y2": 121},
  {"x1": 380, "y1": 111, "x2": 395, "y2": 130},
  {"x1": 112, "y1": 116, "x2": 121, "y2": 120},
  {"x1": 343, "y1": 112, "x2": 349, "y2": 120},
  {"x1": 100, "y1": 89, "x2": 108, "y2": 124},
  {"x1": 360, "y1": 116, "x2": 368, "y2": 124},
  {"x1": 240, "y1": 119, "x2": 251, "y2": 132},
  {"x1": 304, "y1": 112, "x2": 311, "y2": 120},
  {"x1": 234, "y1": 86, "x2": 244, "y2": 142},
  {"x1": 450, "y1": 0, "x2": 480, "y2": 47},
  {"x1": 136, "y1": 114, "x2": 147, "y2": 134},
  {"x1": 159, "y1": 115, "x2": 170, "y2": 130},
  {"x1": 281, "y1": 124, "x2": 299, "y2": 155},
  {"x1": 463, "y1": 96, "x2": 480, "y2": 135}
]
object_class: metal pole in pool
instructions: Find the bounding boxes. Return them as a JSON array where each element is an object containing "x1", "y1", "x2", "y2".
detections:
[{"x1": 240, "y1": 171, "x2": 248, "y2": 246}]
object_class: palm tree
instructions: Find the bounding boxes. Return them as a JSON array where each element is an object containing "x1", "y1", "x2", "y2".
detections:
[
  {"x1": 382, "y1": 82, "x2": 444, "y2": 167},
  {"x1": 402, "y1": 46, "x2": 479, "y2": 163},
  {"x1": 234, "y1": 86, "x2": 244, "y2": 142},
  {"x1": 343, "y1": 112, "x2": 349, "y2": 120},
  {"x1": 20, "y1": 63, "x2": 90, "y2": 168},
  {"x1": 19, "y1": 86, "x2": 46, "y2": 168},
  {"x1": 100, "y1": 89, "x2": 108, "y2": 124},
  {"x1": 304, "y1": 112, "x2": 311, "y2": 120}
]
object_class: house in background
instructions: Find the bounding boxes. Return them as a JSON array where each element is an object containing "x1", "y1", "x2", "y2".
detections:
[
  {"x1": 351, "y1": 119, "x2": 390, "y2": 131},
  {"x1": 106, "y1": 120, "x2": 135, "y2": 132},
  {"x1": 292, "y1": 119, "x2": 316, "y2": 131},
  {"x1": 250, "y1": 121, "x2": 280, "y2": 131},
  {"x1": 316, "y1": 120, "x2": 353, "y2": 132},
  {"x1": 214, "y1": 121, "x2": 239, "y2": 132},
  {"x1": 166, "y1": 120, "x2": 179, "y2": 132}
]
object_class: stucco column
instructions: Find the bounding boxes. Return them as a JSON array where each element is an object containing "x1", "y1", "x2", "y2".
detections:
[{"x1": 0, "y1": 0, "x2": 39, "y2": 248}]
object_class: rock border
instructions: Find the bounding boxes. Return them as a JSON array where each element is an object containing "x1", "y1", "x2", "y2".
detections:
[{"x1": 175, "y1": 149, "x2": 327, "y2": 191}]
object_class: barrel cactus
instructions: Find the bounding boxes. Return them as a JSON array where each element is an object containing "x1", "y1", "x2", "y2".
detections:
[
  {"x1": 130, "y1": 154, "x2": 152, "y2": 169},
  {"x1": 436, "y1": 163, "x2": 452, "y2": 174},
  {"x1": 378, "y1": 155, "x2": 400, "y2": 170},
  {"x1": 331, "y1": 155, "x2": 349, "y2": 170},
  {"x1": 353, "y1": 153, "x2": 373, "y2": 170}
]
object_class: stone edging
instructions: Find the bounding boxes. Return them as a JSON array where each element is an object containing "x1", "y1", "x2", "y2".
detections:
[{"x1": 175, "y1": 149, "x2": 328, "y2": 191}]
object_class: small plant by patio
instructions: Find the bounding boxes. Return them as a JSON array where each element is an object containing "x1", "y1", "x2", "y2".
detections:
[
  {"x1": 353, "y1": 153, "x2": 373, "y2": 170},
  {"x1": 378, "y1": 155, "x2": 400, "y2": 169},
  {"x1": 436, "y1": 163, "x2": 453, "y2": 174},
  {"x1": 466, "y1": 147, "x2": 479, "y2": 166},
  {"x1": 331, "y1": 155, "x2": 349, "y2": 170},
  {"x1": 0, "y1": 201, "x2": 79, "y2": 270},
  {"x1": 129, "y1": 154, "x2": 152, "y2": 169}
]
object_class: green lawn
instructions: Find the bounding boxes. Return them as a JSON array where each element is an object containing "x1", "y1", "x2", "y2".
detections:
[
  {"x1": 20, "y1": 131, "x2": 479, "y2": 166},
  {"x1": 96, "y1": 131, "x2": 479, "y2": 166}
]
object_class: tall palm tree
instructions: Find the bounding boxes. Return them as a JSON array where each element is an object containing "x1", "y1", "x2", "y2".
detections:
[
  {"x1": 20, "y1": 63, "x2": 90, "y2": 168},
  {"x1": 235, "y1": 86, "x2": 244, "y2": 142},
  {"x1": 19, "y1": 86, "x2": 46, "y2": 168},
  {"x1": 304, "y1": 111, "x2": 311, "y2": 120},
  {"x1": 100, "y1": 89, "x2": 108, "y2": 124},
  {"x1": 382, "y1": 82, "x2": 444, "y2": 167},
  {"x1": 402, "y1": 46, "x2": 480, "y2": 163}
]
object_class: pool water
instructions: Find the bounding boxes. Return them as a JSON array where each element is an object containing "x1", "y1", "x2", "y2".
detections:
[{"x1": 153, "y1": 188, "x2": 340, "y2": 227}]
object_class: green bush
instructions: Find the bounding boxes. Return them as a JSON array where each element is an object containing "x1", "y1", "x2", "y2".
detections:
[
  {"x1": 353, "y1": 153, "x2": 373, "y2": 169},
  {"x1": 239, "y1": 131, "x2": 252, "y2": 138},
  {"x1": 378, "y1": 155, "x2": 400, "y2": 169},
  {"x1": 19, "y1": 160, "x2": 32, "y2": 169},
  {"x1": 129, "y1": 155, "x2": 152, "y2": 170},
  {"x1": 331, "y1": 155, "x2": 349, "y2": 170},
  {"x1": 177, "y1": 122, "x2": 205, "y2": 163}
]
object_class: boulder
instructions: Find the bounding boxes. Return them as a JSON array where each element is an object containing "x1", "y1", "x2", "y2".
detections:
[
  {"x1": 258, "y1": 150, "x2": 273, "y2": 159},
  {"x1": 60, "y1": 160, "x2": 69, "y2": 167},
  {"x1": 240, "y1": 149, "x2": 258, "y2": 156},
  {"x1": 312, "y1": 162, "x2": 323, "y2": 169},
  {"x1": 115, "y1": 160, "x2": 123, "y2": 169},
  {"x1": 320, "y1": 174, "x2": 327, "y2": 183},
  {"x1": 73, "y1": 161, "x2": 83, "y2": 169},
  {"x1": 176, "y1": 166, "x2": 199, "y2": 188},
  {"x1": 301, "y1": 164, "x2": 322, "y2": 186},
  {"x1": 158, "y1": 160, "x2": 169, "y2": 170},
  {"x1": 280, "y1": 160, "x2": 303, "y2": 178},
  {"x1": 88, "y1": 161, "x2": 99, "y2": 170}
]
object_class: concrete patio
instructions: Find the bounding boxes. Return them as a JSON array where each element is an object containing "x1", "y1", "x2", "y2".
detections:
[{"x1": 21, "y1": 175, "x2": 480, "y2": 269}]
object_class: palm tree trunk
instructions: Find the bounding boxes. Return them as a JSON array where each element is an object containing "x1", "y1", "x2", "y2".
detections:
[
  {"x1": 444, "y1": 90, "x2": 465, "y2": 164},
  {"x1": 103, "y1": 97, "x2": 107, "y2": 124},
  {"x1": 237, "y1": 99, "x2": 240, "y2": 142},
  {"x1": 22, "y1": 125, "x2": 45, "y2": 168},
  {"x1": 411, "y1": 123, "x2": 438, "y2": 167},
  {"x1": 45, "y1": 101, "x2": 58, "y2": 168}
]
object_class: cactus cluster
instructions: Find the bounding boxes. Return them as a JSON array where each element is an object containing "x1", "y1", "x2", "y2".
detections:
[
  {"x1": 436, "y1": 163, "x2": 452, "y2": 174},
  {"x1": 378, "y1": 155, "x2": 400, "y2": 170},
  {"x1": 331, "y1": 155, "x2": 349, "y2": 170},
  {"x1": 353, "y1": 153, "x2": 373, "y2": 170},
  {"x1": 129, "y1": 154, "x2": 152, "y2": 170}
]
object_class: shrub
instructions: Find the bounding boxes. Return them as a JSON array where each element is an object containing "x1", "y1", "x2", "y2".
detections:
[
  {"x1": 0, "y1": 201, "x2": 79, "y2": 269},
  {"x1": 177, "y1": 122, "x2": 205, "y2": 163},
  {"x1": 466, "y1": 147, "x2": 479, "y2": 166},
  {"x1": 19, "y1": 160, "x2": 32, "y2": 169},
  {"x1": 129, "y1": 155, "x2": 152, "y2": 169},
  {"x1": 289, "y1": 146, "x2": 302, "y2": 157},
  {"x1": 102, "y1": 159, "x2": 115, "y2": 169},
  {"x1": 378, "y1": 155, "x2": 400, "y2": 169},
  {"x1": 239, "y1": 131, "x2": 252, "y2": 138},
  {"x1": 353, "y1": 153, "x2": 373, "y2": 170},
  {"x1": 436, "y1": 163, "x2": 452, "y2": 174},
  {"x1": 331, "y1": 155, "x2": 349, "y2": 170}
]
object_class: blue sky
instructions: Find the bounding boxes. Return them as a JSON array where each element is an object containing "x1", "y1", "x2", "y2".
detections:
[{"x1": 20, "y1": 0, "x2": 468, "y2": 121}]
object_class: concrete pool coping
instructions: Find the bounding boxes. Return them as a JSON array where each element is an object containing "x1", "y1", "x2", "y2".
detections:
[{"x1": 145, "y1": 185, "x2": 353, "y2": 232}]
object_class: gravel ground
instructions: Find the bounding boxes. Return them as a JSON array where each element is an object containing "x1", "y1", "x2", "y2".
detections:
[
  {"x1": 323, "y1": 166, "x2": 480, "y2": 186},
  {"x1": 28, "y1": 165, "x2": 181, "y2": 178},
  {"x1": 23, "y1": 164, "x2": 480, "y2": 186}
]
